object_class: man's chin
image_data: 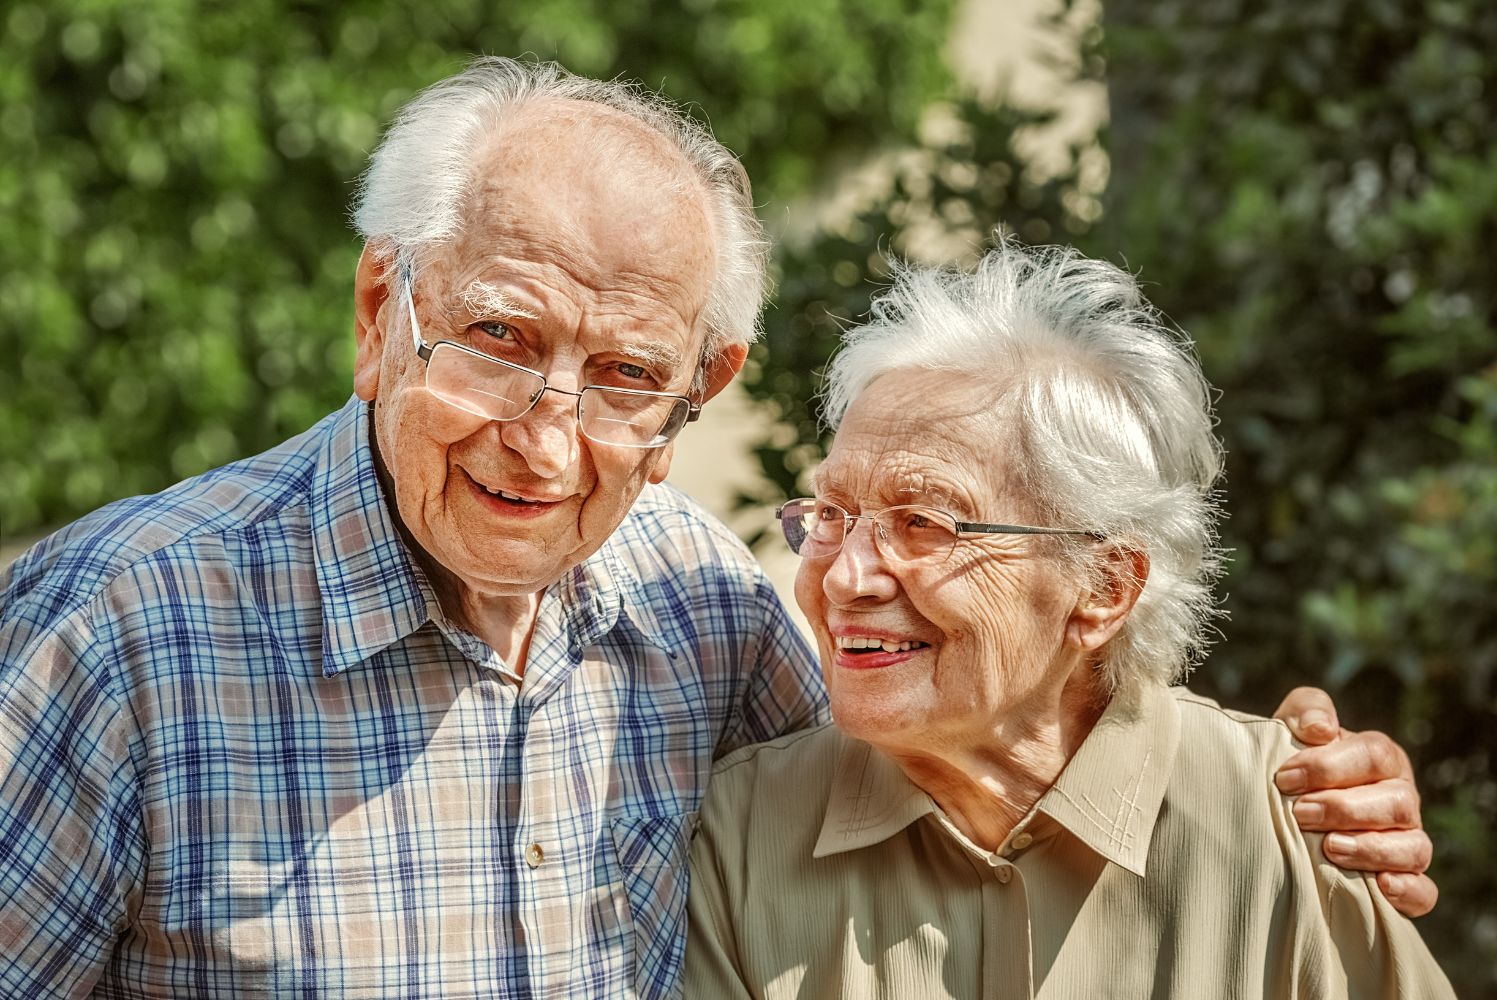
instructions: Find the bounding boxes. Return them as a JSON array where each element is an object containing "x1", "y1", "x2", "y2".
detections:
[{"x1": 452, "y1": 544, "x2": 570, "y2": 595}]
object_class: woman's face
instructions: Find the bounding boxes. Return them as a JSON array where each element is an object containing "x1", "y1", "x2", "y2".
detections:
[{"x1": 795, "y1": 369, "x2": 1088, "y2": 757}]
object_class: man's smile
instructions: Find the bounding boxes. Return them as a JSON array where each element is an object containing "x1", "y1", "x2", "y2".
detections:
[{"x1": 461, "y1": 468, "x2": 569, "y2": 517}]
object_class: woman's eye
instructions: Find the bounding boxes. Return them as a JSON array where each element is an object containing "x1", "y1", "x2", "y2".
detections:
[{"x1": 475, "y1": 320, "x2": 515, "y2": 342}]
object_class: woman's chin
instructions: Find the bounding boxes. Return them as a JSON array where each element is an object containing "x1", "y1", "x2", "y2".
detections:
[{"x1": 828, "y1": 695, "x2": 925, "y2": 748}]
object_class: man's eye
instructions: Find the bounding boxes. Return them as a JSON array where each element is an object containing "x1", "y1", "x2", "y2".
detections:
[
  {"x1": 617, "y1": 362, "x2": 648, "y2": 380},
  {"x1": 475, "y1": 320, "x2": 515, "y2": 342}
]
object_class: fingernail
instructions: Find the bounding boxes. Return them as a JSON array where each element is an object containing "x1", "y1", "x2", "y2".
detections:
[
  {"x1": 1276, "y1": 767, "x2": 1308, "y2": 794},
  {"x1": 1301, "y1": 710, "x2": 1333, "y2": 738},
  {"x1": 1326, "y1": 833, "x2": 1356, "y2": 855},
  {"x1": 1294, "y1": 801, "x2": 1324, "y2": 824}
]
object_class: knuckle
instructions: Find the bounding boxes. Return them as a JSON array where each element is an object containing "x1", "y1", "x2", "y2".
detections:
[
  {"x1": 1362, "y1": 733, "x2": 1398, "y2": 775},
  {"x1": 1389, "y1": 787, "x2": 1419, "y2": 827},
  {"x1": 1413, "y1": 834, "x2": 1434, "y2": 872}
]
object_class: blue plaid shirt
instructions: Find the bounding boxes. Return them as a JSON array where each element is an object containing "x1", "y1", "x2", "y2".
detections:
[{"x1": 0, "y1": 397, "x2": 827, "y2": 999}]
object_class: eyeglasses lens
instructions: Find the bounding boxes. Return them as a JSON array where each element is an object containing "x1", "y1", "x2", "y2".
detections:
[
  {"x1": 780, "y1": 500, "x2": 958, "y2": 561},
  {"x1": 579, "y1": 390, "x2": 691, "y2": 448},
  {"x1": 426, "y1": 344, "x2": 542, "y2": 422}
]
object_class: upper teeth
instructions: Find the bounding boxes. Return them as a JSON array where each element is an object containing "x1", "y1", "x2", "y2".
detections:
[
  {"x1": 838, "y1": 637, "x2": 925, "y2": 652},
  {"x1": 485, "y1": 486, "x2": 531, "y2": 501}
]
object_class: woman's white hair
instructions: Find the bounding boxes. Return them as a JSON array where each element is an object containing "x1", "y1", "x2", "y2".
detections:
[
  {"x1": 351, "y1": 56, "x2": 769, "y2": 361},
  {"x1": 822, "y1": 240, "x2": 1225, "y2": 701}
]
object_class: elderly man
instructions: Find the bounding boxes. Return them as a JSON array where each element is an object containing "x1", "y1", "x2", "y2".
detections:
[
  {"x1": 685, "y1": 243, "x2": 1452, "y2": 998},
  {"x1": 0, "y1": 58, "x2": 1433, "y2": 997}
]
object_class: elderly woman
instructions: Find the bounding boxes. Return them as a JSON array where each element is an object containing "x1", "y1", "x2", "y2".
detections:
[{"x1": 684, "y1": 243, "x2": 1452, "y2": 998}]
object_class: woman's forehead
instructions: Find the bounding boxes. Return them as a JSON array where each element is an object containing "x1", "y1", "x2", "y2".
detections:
[
  {"x1": 822, "y1": 373, "x2": 1010, "y2": 507},
  {"x1": 818, "y1": 432, "x2": 993, "y2": 517}
]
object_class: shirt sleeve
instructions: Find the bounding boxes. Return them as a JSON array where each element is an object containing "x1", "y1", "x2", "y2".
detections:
[
  {"x1": 1318, "y1": 860, "x2": 1456, "y2": 1000},
  {"x1": 0, "y1": 589, "x2": 143, "y2": 996},
  {"x1": 683, "y1": 776, "x2": 757, "y2": 1000},
  {"x1": 715, "y1": 578, "x2": 828, "y2": 758}
]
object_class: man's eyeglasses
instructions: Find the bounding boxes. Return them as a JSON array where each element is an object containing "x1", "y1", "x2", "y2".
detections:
[
  {"x1": 401, "y1": 268, "x2": 701, "y2": 449},
  {"x1": 776, "y1": 497, "x2": 1102, "y2": 563}
]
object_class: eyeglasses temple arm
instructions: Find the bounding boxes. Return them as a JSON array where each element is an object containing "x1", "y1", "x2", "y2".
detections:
[
  {"x1": 954, "y1": 522, "x2": 1105, "y2": 540},
  {"x1": 400, "y1": 265, "x2": 432, "y2": 361}
]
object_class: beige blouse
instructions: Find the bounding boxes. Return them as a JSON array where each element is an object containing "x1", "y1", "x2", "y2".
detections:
[{"x1": 685, "y1": 685, "x2": 1453, "y2": 999}]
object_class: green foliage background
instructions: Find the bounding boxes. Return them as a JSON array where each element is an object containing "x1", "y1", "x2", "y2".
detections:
[
  {"x1": 3, "y1": 0, "x2": 1493, "y2": 991},
  {"x1": 748, "y1": 1, "x2": 1497, "y2": 991},
  {"x1": 0, "y1": 0, "x2": 954, "y2": 533}
]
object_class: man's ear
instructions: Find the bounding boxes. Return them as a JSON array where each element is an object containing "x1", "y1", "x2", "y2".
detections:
[
  {"x1": 644, "y1": 343, "x2": 747, "y2": 484},
  {"x1": 1066, "y1": 546, "x2": 1149, "y2": 652},
  {"x1": 353, "y1": 245, "x2": 393, "y2": 401},
  {"x1": 646, "y1": 441, "x2": 676, "y2": 485},
  {"x1": 699, "y1": 342, "x2": 749, "y2": 404}
]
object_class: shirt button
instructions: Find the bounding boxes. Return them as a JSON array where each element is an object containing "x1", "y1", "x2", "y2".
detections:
[
  {"x1": 995, "y1": 866, "x2": 1013, "y2": 885},
  {"x1": 1011, "y1": 832, "x2": 1033, "y2": 851},
  {"x1": 525, "y1": 843, "x2": 545, "y2": 868}
]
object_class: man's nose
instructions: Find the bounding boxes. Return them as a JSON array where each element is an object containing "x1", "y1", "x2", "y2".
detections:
[
  {"x1": 822, "y1": 518, "x2": 899, "y2": 605},
  {"x1": 499, "y1": 384, "x2": 580, "y2": 478}
]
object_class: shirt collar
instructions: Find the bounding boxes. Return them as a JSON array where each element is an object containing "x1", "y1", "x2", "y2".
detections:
[
  {"x1": 812, "y1": 682, "x2": 1182, "y2": 877},
  {"x1": 557, "y1": 526, "x2": 678, "y2": 658},
  {"x1": 1033, "y1": 681, "x2": 1181, "y2": 876},
  {"x1": 813, "y1": 733, "x2": 938, "y2": 858},
  {"x1": 310, "y1": 397, "x2": 438, "y2": 677}
]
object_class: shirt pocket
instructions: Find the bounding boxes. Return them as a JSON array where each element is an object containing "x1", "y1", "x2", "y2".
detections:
[{"x1": 609, "y1": 810, "x2": 699, "y2": 1000}]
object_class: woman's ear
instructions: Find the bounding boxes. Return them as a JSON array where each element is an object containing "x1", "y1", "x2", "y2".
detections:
[{"x1": 1066, "y1": 546, "x2": 1149, "y2": 652}]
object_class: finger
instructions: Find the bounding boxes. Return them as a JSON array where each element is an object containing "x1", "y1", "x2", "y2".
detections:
[
  {"x1": 1275, "y1": 730, "x2": 1412, "y2": 794},
  {"x1": 1377, "y1": 872, "x2": 1438, "y2": 918},
  {"x1": 1322, "y1": 829, "x2": 1433, "y2": 875},
  {"x1": 1273, "y1": 686, "x2": 1340, "y2": 744},
  {"x1": 1291, "y1": 779, "x2": 1421, "y2": 831}
]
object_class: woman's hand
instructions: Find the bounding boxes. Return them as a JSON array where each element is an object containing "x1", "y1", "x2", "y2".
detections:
[{"x1": 1273, "y1": 686, "x2": 1436, "y2": 917}]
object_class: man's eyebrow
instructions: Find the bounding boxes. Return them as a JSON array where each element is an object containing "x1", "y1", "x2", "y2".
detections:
[
  {"x1": 614, "y1": 340, "x2": 685, "y2": 373},
  {"x1": 459, "y1": 280, "x2": 540, "y2": 321}
]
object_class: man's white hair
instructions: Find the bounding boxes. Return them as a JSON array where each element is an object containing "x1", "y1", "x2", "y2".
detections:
[
  {"x1": 351, "y1": 56, "x2": 769, "y2": 362},
  {"x1": 822, "y1": 241, "x2": 1225, "y2": 702}
]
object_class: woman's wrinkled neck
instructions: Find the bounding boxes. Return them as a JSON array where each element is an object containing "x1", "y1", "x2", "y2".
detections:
[{"x1": 884, "y1": 660, "x2": 1108, "y2": 851}]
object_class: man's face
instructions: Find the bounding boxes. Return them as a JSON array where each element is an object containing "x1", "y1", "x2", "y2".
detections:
[
  {"x1": 354, "y1": 104, "x2": 721, "y2": 599},
  {"x1": 795, "y1": 369, "x2": 1085, "y2": 756}
]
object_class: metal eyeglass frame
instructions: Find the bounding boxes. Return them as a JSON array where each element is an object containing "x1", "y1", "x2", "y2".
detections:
[
  {"x1": 775, "y1": 497, "x2": 1104, "y2": 559},
  {"x1": 399, "y1": 264, "x2": 701, "y2": 449}
]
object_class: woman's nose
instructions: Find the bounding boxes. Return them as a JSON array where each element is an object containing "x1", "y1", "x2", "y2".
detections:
[{"x1": 822, "y1": 517, "x2": 899, "y2": 605}]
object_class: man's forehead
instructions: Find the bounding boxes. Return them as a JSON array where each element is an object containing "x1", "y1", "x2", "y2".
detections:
[
  {"x1": 466, "y1": 102, "x2": 707, "y2": 222},
  {"x1": 431, "y1": 103, "x2": 717, "y2": 331}
]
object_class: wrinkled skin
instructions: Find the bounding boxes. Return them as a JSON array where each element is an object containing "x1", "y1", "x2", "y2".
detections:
[
  {"x1": 800, "y1": 369, "x2": 1435, "y2": 915},
  {"x1": 351, "y1": 101, "x2": 745, "y2": 666}
]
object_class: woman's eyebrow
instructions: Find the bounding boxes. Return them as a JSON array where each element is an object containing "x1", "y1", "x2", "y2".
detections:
[
  {"x1": 894, "y1": 484, "x2": 951, "y2": 504},
  {"x1": 459, "y1": 279, "x2": 540, "y2": 321}
]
